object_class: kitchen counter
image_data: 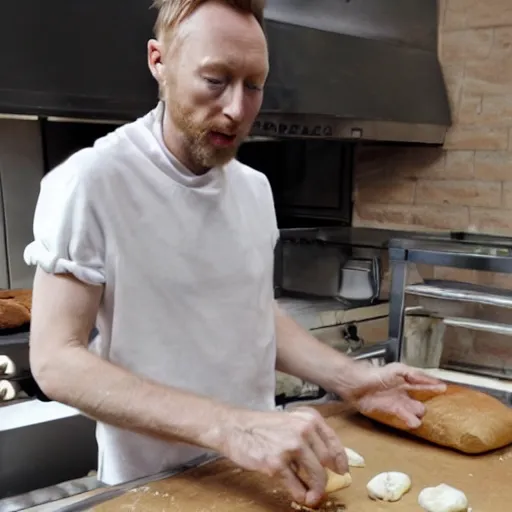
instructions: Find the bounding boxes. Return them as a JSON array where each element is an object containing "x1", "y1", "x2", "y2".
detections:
[
  {"x1": 39, "y1": 400, "x2": 512, "y2": 512},
  {"x1": 11, "y1": 370, "x2": 512, "y2": 512}
]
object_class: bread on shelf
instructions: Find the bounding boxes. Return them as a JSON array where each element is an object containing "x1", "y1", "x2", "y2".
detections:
[
  {"x1": 0, "y1": 288, "x2": 32, "y2": 312},
  {"x1": 0, "y1": 289, "x2": 32, "y2": 330},
  {"x1": 0, "y1": 298, "x2": 31, "y2": 329}
]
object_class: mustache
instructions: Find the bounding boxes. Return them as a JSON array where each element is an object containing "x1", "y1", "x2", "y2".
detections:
[{"x1": 205, "y1": 123, "x2": 241, "y2": 137}]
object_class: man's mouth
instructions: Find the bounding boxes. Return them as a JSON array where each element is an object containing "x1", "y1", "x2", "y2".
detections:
[{"x1": 209, "y1": 131, "x2": 237, "y2": 147}]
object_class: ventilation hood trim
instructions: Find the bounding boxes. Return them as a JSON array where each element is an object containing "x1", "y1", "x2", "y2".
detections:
[{"x1": 250, "y1": 113, "x2": 447, "y2": 145}]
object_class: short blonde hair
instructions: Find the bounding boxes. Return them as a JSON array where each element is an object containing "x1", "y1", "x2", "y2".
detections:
[{"x1": 152, "y1": 0, "x2": 266, "y2": 42}]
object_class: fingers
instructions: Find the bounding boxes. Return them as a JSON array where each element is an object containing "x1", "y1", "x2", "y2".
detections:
[
  {"x1": 263, "y1": 450, "x2": 324, "y2": 508},
  {"x1": 379, "y1": 364, "x2": 447, "y2": 398},
  {"x1": 294, "y1": 443, "x2": 328, "y2": 507},
  {"x1": 306, "y1": 423, "x2": 335, "y2": 469},
  {"x1": 388, "y1": 363, "x2": 447, "y2": 389},
  {"x1": 389, "y1": 390, "x2": 427, "y2": 428},
  {"x1": 291, "y1": 408, "x2": 348, "y2": 474},
  {"x1": 396, "y1": 401, "x2": 423, "y2": 429},
  {"x1": 396, "y1": 410, "x2": 421, "y2": 429},
  {"x1": 401, "y1": 383, "x2": 447, "y2": 398},
  {"x1": 358, "y1": 389, "x2": 426, "y2": 429},
  {"x1": 279, "y1": 464, "x2": 309, "y2": 506},
  {"x1": 404, "y1": 373, "x2": 447, "y2": 390},
  {"x1": 288, "y1": 408, "x2": 348, "y2": 506},
  {"x1": 406, "y1": 396, "x2": 426, "y2": 418},
  {"x1": 315, "y1": 421, "x2": 349, "y2": 475}
]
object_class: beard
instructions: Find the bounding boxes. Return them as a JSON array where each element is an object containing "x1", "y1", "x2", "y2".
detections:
[{"x1": 168, "y1": 99, "x2": 241, "y2": 170}]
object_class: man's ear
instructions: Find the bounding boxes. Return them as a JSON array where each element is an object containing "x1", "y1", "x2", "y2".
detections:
[{"x1": 147, "y1": 39, "x2": 166, "y2": 84}]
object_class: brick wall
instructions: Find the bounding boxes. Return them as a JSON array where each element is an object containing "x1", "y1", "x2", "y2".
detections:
[{"x1": 352, "y1": 1, "x2": 512, "y2": 374}]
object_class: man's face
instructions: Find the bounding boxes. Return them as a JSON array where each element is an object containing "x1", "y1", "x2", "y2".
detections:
[{"x1": 153, "y1": 2, "x2": 269, "y2": 171}]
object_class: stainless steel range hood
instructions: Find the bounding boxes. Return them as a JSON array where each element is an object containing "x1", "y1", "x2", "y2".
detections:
[{"x1": 251, "y1": 0, "x2": 452, "y2": 145}]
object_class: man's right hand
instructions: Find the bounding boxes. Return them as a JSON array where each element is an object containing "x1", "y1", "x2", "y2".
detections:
[{"x1": 218, "y1": 406, "x2": 349, "y2": 508}]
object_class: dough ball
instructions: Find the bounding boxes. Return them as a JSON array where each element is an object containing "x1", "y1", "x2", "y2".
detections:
[
  {"x1": 325, "y1": 468, "x2": 352, "y2": 494},
  {"x1": 367, "y1": 471, "x2": 412, "y2": 502},
  {"x1": 345, "y1": 447, "x2": 365, "y2": 467},
  {"x1": 0, "y1": 355, "x2": 16, "y2": 376},
  {"x1": 418, "y1": 483, "x2": 469, "y2": 512},
  {"x1": 0, "y1": 380, "x2": 19, "y2": 401}
]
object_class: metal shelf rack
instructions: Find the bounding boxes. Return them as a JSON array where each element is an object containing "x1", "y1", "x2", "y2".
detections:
[{"x1": 386, "y1": 236, "x2": 512, "y2": 370}]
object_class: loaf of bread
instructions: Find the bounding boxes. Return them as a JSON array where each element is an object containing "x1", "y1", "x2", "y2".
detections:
[
  {"x1": 361, "y1": 383, "x2": 512, "y2": 454},
  {"x1": 0, "y1": 288, "x2": 32, "y2": 330},
  {"x1": 0, "y1": 288, "x2": 32, "y2": 312},
  {"x1": 0, "y1": 298, "x2": 31, "y2": 329}
]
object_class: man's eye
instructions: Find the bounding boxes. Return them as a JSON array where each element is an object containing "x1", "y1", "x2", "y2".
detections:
[
  {"x1": 246, "y1": 82, "x2": 263, "y2": 91},
  {"x1": 205, "y1": 77, "x2": 223, "y2": 86}
]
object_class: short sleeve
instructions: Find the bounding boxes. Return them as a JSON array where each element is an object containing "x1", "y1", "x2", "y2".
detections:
[
  {"x1": 271, "y1": 215, "x2": 280, "y2": 249},
  {"x1": 24, "y1": 166, "x2": 106, "y2": 285},
  {"x1": 261, "y1": 174, "x2": 280, "y2": 249}
]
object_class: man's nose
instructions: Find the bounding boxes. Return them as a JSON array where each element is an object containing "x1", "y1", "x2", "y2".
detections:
[{"x1": 223, "y1": 84, "x2": 245, "y2": 124}]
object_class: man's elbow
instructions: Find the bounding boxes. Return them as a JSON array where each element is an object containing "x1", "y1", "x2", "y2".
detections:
[
  {"x1": 29, "y1": 341, "x2": 77, "y2": 402},
  {"x1": 29, "y1": 349, "x2": 61, "y2": 401}
]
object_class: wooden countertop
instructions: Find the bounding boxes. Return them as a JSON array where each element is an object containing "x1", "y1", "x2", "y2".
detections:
[{"x1": 87, "y1": 402, "x2": 512, "y2": 511}]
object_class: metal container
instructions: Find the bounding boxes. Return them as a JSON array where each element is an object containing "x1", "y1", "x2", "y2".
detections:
[{"x1": 276, "y1": 240, "x2": 381, "y2": 305}]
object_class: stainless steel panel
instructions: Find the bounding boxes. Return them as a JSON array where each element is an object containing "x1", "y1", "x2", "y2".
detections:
[
  {"x1": 0, "y1": 119, "x2": 44, "y2": 289},
  {"x1": 0, "y1": 401, "x2": 97, "y2": 500},
  {"x1": 281, "y1": 242, "x2": 347, "y2": 297},
  {"x1": 265, "y1": 0, "x2": 439, "y2": 52}
]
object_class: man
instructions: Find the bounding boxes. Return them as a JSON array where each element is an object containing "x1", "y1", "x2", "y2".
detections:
[{"x1": 24, "y1": 0, "x2": 445, "y2": 508}]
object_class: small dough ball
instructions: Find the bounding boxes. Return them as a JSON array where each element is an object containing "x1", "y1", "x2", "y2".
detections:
[
  {"x1": 345, "y1": 447, "x2": 365, "y2": 467},
  {"x1": 367, "y1": 471, "x2": 411, "y2": 502},
  {"x1": 325, "y1": 468, "x2": 352, "y2": 494},
  {"x1": 0, "y1": 355, "x2": 16, "y2": 376},
  {"x1": 0, "y1": 380, "x2": 19, "y2": 401},
  {"x1": 418, "y1": 483, "x2": 469, "y2": 512}
]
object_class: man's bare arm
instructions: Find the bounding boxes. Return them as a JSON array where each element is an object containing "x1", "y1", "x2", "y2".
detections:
[
  {"x1": 29, "y1": 269, "x2": 356, "y2": 506},
  {"x1": 29, "y1": 267, "x2": 234, "y2": 451},
  {"x1": 273, "y1": 301, "x2": 362, "y2": 399}
]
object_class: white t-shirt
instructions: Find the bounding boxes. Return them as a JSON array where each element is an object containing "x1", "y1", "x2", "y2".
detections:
[{"x1": 24, "y1": 102, "x2": 279, "y2": 485}]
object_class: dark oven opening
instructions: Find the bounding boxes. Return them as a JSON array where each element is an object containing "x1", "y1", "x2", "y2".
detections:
[
  {"x1": 236, "y1": 138, "x2": 355, "y2": 229},
  {"x1": 41, "y1": 122, "x2": 356, "y2": 232}
]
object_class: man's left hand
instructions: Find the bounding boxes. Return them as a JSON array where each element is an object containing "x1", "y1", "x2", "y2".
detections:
[{"x1": 339, "y1": 362, "x2": 447, "y2": 429}]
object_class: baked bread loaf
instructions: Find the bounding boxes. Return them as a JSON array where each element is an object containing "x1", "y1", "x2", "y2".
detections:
[
  {"x1": 361, "y1": 383, "x2": 512, "y2": 454},
  {"x1": 0, "y1": 298, "x2": 31, "y2": 329},
  {"x1": 0, "y1": 288, "x2": 32, "y2": 312},
  {"x1": 0, "y1": 288, "x2": 32, "y2": 329}
]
